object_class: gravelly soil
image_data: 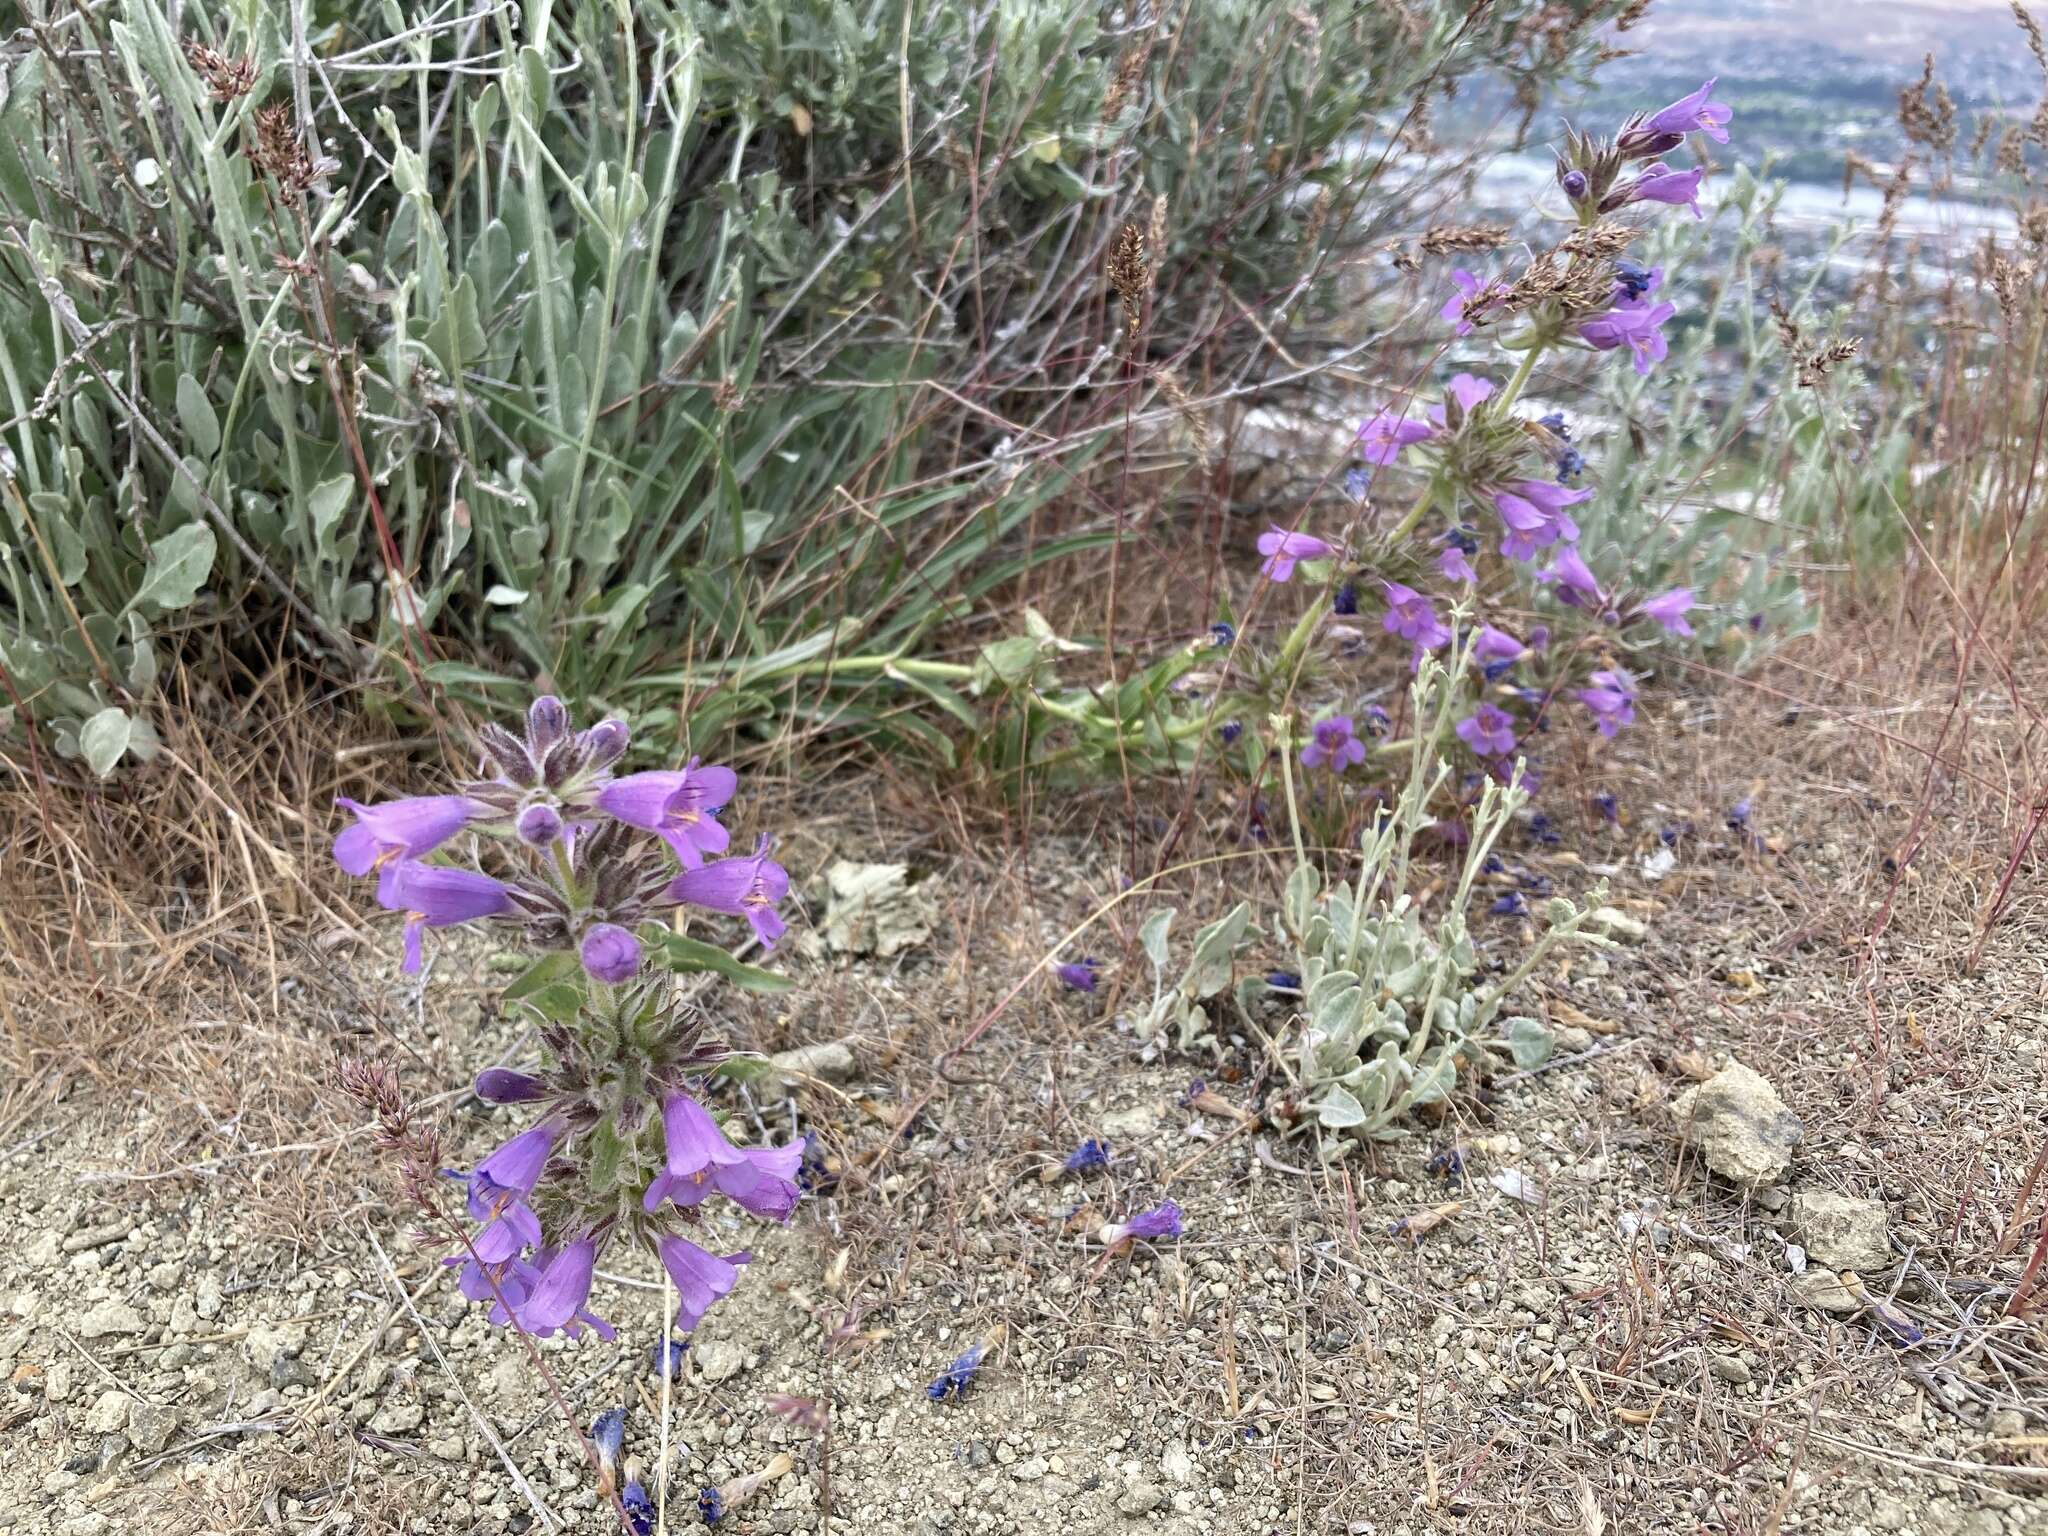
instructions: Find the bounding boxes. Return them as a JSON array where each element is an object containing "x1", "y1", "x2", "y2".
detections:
[{"x1": 4, "y1": 755, "x2": 2048, "y2": 1536}]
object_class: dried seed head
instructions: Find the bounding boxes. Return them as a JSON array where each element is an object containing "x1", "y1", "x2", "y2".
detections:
[
  {"x1": 1102, "y1": 46, "x2": 1147, "y2": 123},
  {"x1": 1419, "y1": 224, "x2": 1510, "y2": 257},
  {"x1": 250, "y1": 103, "x2": 317, "y2": 205},
  {"x1": 1797, "y1": 337, "x2": 1862, "y2": 389},
  {"x1": 185, "y1": 41, "x2": 256, "y2": 101},
  {"x1": 1108, "y1": 223, "x2": 1148, "y2": 342},
  {"x1": 1898, "y1": 56, "x2": 1957, "y2": 153}
]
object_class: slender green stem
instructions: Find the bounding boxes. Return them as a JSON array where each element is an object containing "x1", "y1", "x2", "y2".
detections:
[
  {"x1": 1494, "y1": 340, "x2": 1545, "y2": 413},
  {"x1": 1276, "y1": 720, "x2": 1308, "y2": 871},
  {"x1": 1384, "y1": 480, "x2": 1438, "y2": 547}
]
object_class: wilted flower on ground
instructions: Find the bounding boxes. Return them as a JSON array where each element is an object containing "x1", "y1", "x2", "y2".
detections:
[
  {"x1": 1639, "y1": 587, "x2": 1695, "y2": 635},
  {"x1": 1101, "y1": 1200, "x2": 1185, "y2": 1246},
  {"x1": 651, "y1": 1335, "x2": 688, "y2": 1378},
  {"x1": 1576, "y1": 669, "x2": 1638, "y2": 737},
  {"x1": 1256, "y1": 525, "x2": 1334, "y2": 582},
  {"x1": 621, "y1": 1477, "x2": 655, "y2": 1535},
  {"x1": 591, "y1": 1407, "x2": 625, "y2": 1479},
  {"x1": 1456, "y1": 705, "x2": 1519, "y2": 758},
  {"x1": 1054, "y1": 957, "x2": 1100, "y2": 992},
  {"x1": 1580, "y1": 300, "x2": 1676, "y2": 375},
  {"x1": 1357, "y1": 409, "x2": 1434, "y2": 465},
  {"x1": 1266, "y1": 970, "x2": 1301, "y2": 990},
  {"x1": 927, "y1": 1344, "x2": 986, "y2": 1402},
  {"x1": 1301, "y1": 715, "x2": 1367, "y2": 773},
  {"x1": 1064, "y1": 1139, "x2": 1110, "y2": 1173}
]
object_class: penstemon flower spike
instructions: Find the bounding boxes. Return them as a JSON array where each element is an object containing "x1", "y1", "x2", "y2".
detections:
[{"x1": 333, "y1": 696, "x2": 804, "y2": 1347}]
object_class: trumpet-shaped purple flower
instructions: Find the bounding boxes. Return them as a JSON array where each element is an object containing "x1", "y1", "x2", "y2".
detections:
[
  {"x1": 518, "y1": 1238, "x2": 612, "y2": 1338},
  {"x1": 1357, "y1": 409, "x2": 1434, "y2": 466},
  {"x1": 1580, "y1": 300, "x2": 1676, "y2": 376},
  {"x1": 1432, "y1": 373, "x2": 1495, "y2": 424},
  {"x1": 1642, "y1": 78, "x2": 1732, "y2": 145},
  {"x1": 596, "y1": 761, "x2": 737, "y2": 869},
  {"x1": 1638, "y1": 587, "x2": 1695, "y2": 635},
  {"x1": 452, "y1": 1252, "x2": 539, "y2": 1326},
  {"x1": 464, "y1": 1124, "x2": 553, "y2": 1262},
  {"x1": 643, "y1": 1094, "x2": 804, "y2": 1223},
  {"x1": 1626, "y1": 163, "x2": 1706, "y2": 219},
  {"x1": 579, "y1": 922, "x2": 642, "y2": 984},
  {"x1": 591, "y1": 1407, "x2": 625, "y2": 1475},
  {"x1": 1456, "y1": 705, "x2": 1519, "y2": 758},
  {"x1": 1255, "y1": 525, "x2": 1334, "y2": 583},
  {"x1": 1576, "y1": 669, "x2": 1637, "y2": 737},
  {"x1": 374, "y1": 860, "x2": 512, "y2": 972},
  {"x1": 474, "y1": 1068, "x2": 545, "y2": 1104},
  {"x1": 1054, "y1": 958, "x2": 1099, "y2": 992},
  {"x1": 1492, "y1": 481, "x2": 1590, "y2": 560},
  {"x1": 668, "y1": 836, "x2": 790, "y2": 950},
  {"x1": 333, "y1": 795, "x2": 475, "y2": 876},
  {"x1": 1543, "y1": 546, "x2": 1604, "y2": 606},
  {"x1": 1437, "y1": 545, "x2": 1477, "y2": 585},
  {"x1": 1102, "y1": 1200, "x2": 1185, "y2": 1246},
  {"x1": 1441, "y1": 268, "x2": 1486, "y2": 335},
  {"x1": 656, "y1": 1236, "x2": 750, "y2": 1332},
  {"x1": 1472, "y1": 624, "x2": 1528, "y2": 664},
  {"x1": 1380, "y1": 581, "x2": 1451, "y2": 653},
  {"x1": 1302, "y1": 715, "x2": 1366, "y2": 772}
]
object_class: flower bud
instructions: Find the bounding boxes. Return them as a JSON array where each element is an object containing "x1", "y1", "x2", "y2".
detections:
[
  {"x1": 582, "y1": 717, "x2": 630, "y2": 767},
  {"x1": 516, "y1": 802, "x2": 564, "y2": 847},
  {"x1": 526, "y1": 695, "x2": 571, "y2": 753},
  {"x1": 580, "y1": 922, "x2": 643, "y2": 984},
  {"x1": 475, "y1": 1068, "x2": 546, "y2": 1103},
  {"x1": 1560, "y1": 168, "x2": 1589, "y2": 201}
]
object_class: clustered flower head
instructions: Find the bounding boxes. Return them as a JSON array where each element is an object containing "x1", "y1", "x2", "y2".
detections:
[
  {"x1": 332, "y1": 697, "x2": 791, "y2": 983},
  {"x1": 335, "y1": 698, "x2": 806, "y2": 1348}
]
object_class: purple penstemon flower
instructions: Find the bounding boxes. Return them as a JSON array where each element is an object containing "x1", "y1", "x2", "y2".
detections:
[
  {"x1": 596, "y1": 759, "x2": 738, "y2": 869},
  {"x1": 579, "y1": 921, "x2": 643, "y2": 984},
  {"x1": 1064, "y1": 1138, "x2": 1110, "y2": 1173},
  {"x1": 1430, "y1": 373, "x2": 1494, "y2": 426},
  {"x1": 1256, "y1": 525, "x2": 1335, "y2": 582},
  {"x1": 1054, "y1": 957, "x2": 1099, "y2": 992},
  {"x1": 374, "y1": 860, "x2": 512, "y2": 973},
  {"x1": 668, "y1": 835, "x2": 790, "y2": 949},
  {"x1": 333, "y1": 794, "x2": 475, "y2": 876},
  {"x1": 1437, "y1": 545, "x2": 1477, "y2": 585},
  {"x1": 1472, "y1": 624, "x2": 1528, "y2": 665},
  {"x1": 1301, "y1": 715, "x2": 1366, "y2": 773},
  {"x1": 1560, "y1": 167, "x2": 1589, "y2": 203},
  {"x1": 475, "y1": 1067, "x2": 545, "y2": 1104},
  {"x1": 1491, "y1": 481, "x2": 1590, "y2": 561},
  {"x1": 643, "y1": 1093, "x2": 804, "y2": 1223},
  {"x1": 1101, "y1": 1200, "x2": 1185, "y2": 1246},
  {"x1": 1357, "y1": 409, "x2": 1434, "y2": 466},
  {"x1": 1580, "y1": 299, "x2": 1676, "y2": 376},
  {"x1": 466, "y1": 1124, "x2": 554, "y2": 1261},
  {"x1": 1455, "y1": 705, "x2": 1519, "y2": 758},
  {"x1": 1622, "y1": 162, "x2": 1706, "y2": 219},
  {"x1": 1440, "y1": 268, "x2": 1486, "y2": 335},
  {"x1": 518, "y1": 1237, "x2": 614, "y2": 1339},
  {"x1": 1380, "y1": 581, "x2": 1451, "y2": 653},
  {"x1": 927, "y1": 1344, "x2": 986, "y2": 1402},
  {"x1": 1638, "y1": 587, "x2": 1696, "y2": 636},
  {"x1": 1576, "y1": 669, "x2": 1637, "y2": 738},
  {"x1": 1641, "y1": 78, "x2": 1733, "y2": 145},
  {"x1": 1544, "y1": 546, "x2": 1604, "y2": 607},
  {"x1": 656, "y1": 1236, "x2": 751, "y2": 1332}
]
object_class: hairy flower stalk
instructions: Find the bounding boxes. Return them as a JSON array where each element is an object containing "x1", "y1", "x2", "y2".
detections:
[{"x1": 332, "y1": 697, "x2": 802, "y2": 1347}]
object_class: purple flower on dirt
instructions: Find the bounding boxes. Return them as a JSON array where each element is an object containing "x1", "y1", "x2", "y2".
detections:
[
  {"x1": 1437, "y1": 545, "x2": 1477, "y2": 585},
  {"x1": 643, "y1": 1093, "x2": 804, "y2": 1223},
  {"x1": 1580, "y1": 300, "x2": 1677, "y2": 376},
  {"x1": 1266, "y1": 970, "x2": 1301, "y2": 990},
  {"x1": 374, "y1": 860, "x2": 512, "y2": 973},
  {"x1": 1642, "y1": 78, "x2": 1733, "y2": 145},
  {"x1": 1727, "y1": 798, "x2": 1753, "y2": 830},
  {"x1": 1103, "y1": 1200, "x2": 1185, "y2": 1246},
  {"x1": 651, "y1": 1335, "x2": 690, "y2": 1378},
  {"x1": 1576, "y1": 669, "x2": 1638, "y2": 737},
  {"x1": 668, "y1": 836, "x2": 790, "y2": 950},
  {"x1": 656, "y1": 1236, "x2": 751, "y2": 1332},
  {"x1": 1638, "y1": 587, "x2": 1695, "y2": 635},
  {"x1": 1456, "y1": 705, "x2": 1519, "y2": 758},
  {"x1": 1441, "y1": 268, "x2": 1486, "y2": 335},
  {"x1": 1380, "y1": 581, "x2": 1451, "y2": 653},
  {"x1": 1624, "y1": 162, "x2": 1706, "y2": 218},
  {"x1": 579, "y1": 921, "x2": 642, "y2": 984},
  {"x1": 596, "y1": 760, "x2": 737, "y2": 869},
  {"x1": 1256, "y1": 525, "x2": 1334, "y2": 582},
  {"x1": 1491, "y1": 891, "x2": 1527, "y2": 916},
  {"x1": 1054, "y1": 958, "x2": 1099, "y2": 992},
  {"x1": 333, "y1": 794, "x2": 475, "y2": 876},
  {"x1": 1301, "y1": 715, "x2": 1367, "y2": 773},
  {"x1": 1362, "y1": 703, "x2": 1392, "y2": 736},
  {"x1": 622, "y1": 1479, "x2": 655, "y2": 1535},
  {"x1": 927, "y1": 1344, "x2": 986, "y2": 1402},
  {"x1": 1492, "y1": 481, "x2": 1590, "y2": 560},
  {"x1": 591, "y1": 1407, "x2": 625, "y2": 1475},
  {"x1": 518, "y1": 1238, "x2": 610, "y2": 1338},
  {"x1": 1543, "y1": 546, "x2": 1604, "y2": 606},
  {"x1": 1357, "y1": 409, "x2": 1434, "y2": 466},
  {"x1": 1593, "y1": 790, "x2": 1620, "y2": 823},
  {"x1": 474, "y1": 1067, "x2": 545, "y2": 1104},
  {"x1": 1064, "y1": 1138, "x2": 1110, "y2": 1173},
  {"x1": 698, "y1": 1487, "x2": 726, "y2": 1525}
]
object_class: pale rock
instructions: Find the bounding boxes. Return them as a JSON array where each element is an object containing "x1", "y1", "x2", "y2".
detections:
[
  {"x1": 85, "y1": 1390, "x2": 132, "y2": 1435},
  {"x1": 127, "y1": 1399, "x2": 180, "y2": 1454},
  {"x1": 1788, "y1": 1191, "x2": 1889, "y2": 1271},
  {"x1": 1117, "y1": 1480, "x2": 1164, "y2": 1516},
  {"x1": 1671, "y1": 1062, "x2": 1802, "y2": 1186},
  {"x1": 76, "y1": 1300, "x2": 145, "y2": 1339},
  {"x1": 694, "y1": 1338, "x2": 747, "y2": 1384},
  {"x1": 1788, "y1": 1270, "x2": 1860, "y2": 1315},
  {"x1": 767, "y1": 1040, "x2": 857, "y2": 1088},
  {"x1": 368, "y1": 1401, "x2": 425, "y2": 1435},
  {"x1": 813, "y1": 860, "x2": 934, "y2": 958}
]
